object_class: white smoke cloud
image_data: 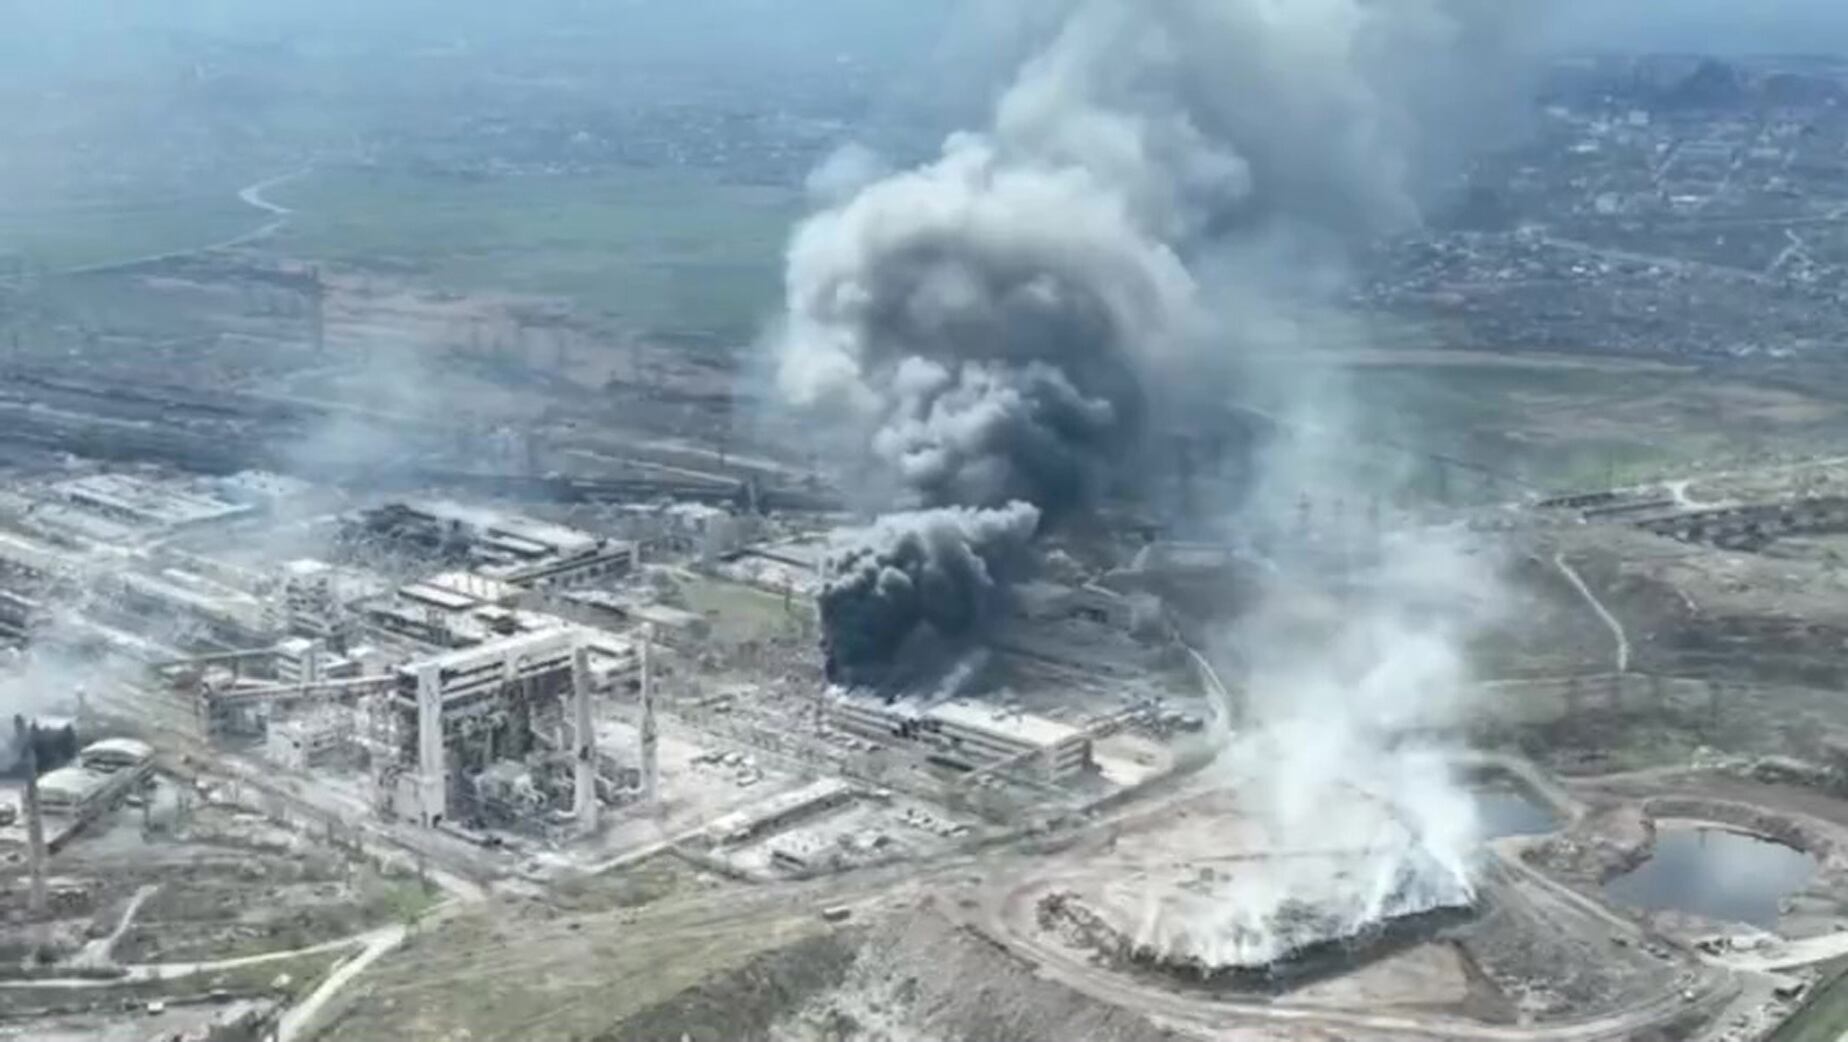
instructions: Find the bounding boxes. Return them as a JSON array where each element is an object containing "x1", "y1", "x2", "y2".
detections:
[
  {"x1": 1144, "y1": 531, "x2": 1501, "y2": 967},
  {"x1": 1251, "y1": 535, "x2": 1494, "y2": 844},
  {"x1": 805, "y1": 143, "x2": 891, "y2": 206}
]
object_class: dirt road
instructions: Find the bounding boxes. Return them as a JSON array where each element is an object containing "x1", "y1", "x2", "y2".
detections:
[{"x1": 1554, "y1": 552, "x2": 1631, "y2": 673}]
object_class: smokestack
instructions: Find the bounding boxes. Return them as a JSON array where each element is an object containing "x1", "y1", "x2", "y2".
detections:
[
  {"x1": 570, "y1": 644, "x2": 598, "y2": 836},
  {"x1": 639, "y1": 627, "x2": 657, "y2": 804},
  {"x1": 17, "y1": 716, "x2": 46, "y2": 921}
]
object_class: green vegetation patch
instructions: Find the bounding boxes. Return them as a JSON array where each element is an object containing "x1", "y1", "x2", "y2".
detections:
[
  {"x1": 669, "y1": 572, "x2": 814, "y2": 648},
  {"x1": 1339, "y1": 357, "x2": 1848, "y2": 499},
  {"x1": 0, "y1": 185, "x2": 262, "y2": 275},
  {"x1": 548, "y1": 853, "x2": 728, "y2": 913},
  {"x1": 269, "y1": 166, "x2": 803, "y2": 340},
  {"x1": 1768, "y1": 959, "x2": 1848, "y2": 1042},
  {"x1": 0, "y1": 948, "x2": 344, "y2": 1018}
]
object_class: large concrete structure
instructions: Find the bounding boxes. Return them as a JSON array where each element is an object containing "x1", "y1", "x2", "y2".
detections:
[
  {"x1": 17, "y1": 719, "x2": 46, "y2": 920},
  {"x1": 1632, "y1": 496, "x2": 1848, "y2": 550},
  {"x1": 52, "y1": 474, "x2": 255, "y2": 533},
  {"x1": 278, "y1": 559, "x2": 344, "y2": 644},
  {"x1": 830, "y1": 696, "x2": 1093, "y2": 782},
  {"x1": 640, "y1": 628, "x2": 658, "y2": 802},
  {"x1": 571, "y1": 644, "x2": 599, "y2": 834},
  {"x1": 394, "y1": 629, "x2": 584, "y2": 827},
  {"x1": 356, "y1": 502, "x2": 637, "y2": 592}
]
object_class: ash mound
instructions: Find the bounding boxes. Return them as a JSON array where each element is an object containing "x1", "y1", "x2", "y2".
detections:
[
  {"x1": 1041, "y1": 848, "x2": 1477, "y2": 989},
  {"x1": 1040, "y1": 806, "x2": 1477, "y2": 986},
  {"x1": 605, "y1": 901, "x2": 1180, "y2": 1042},
  {"x1": 1132, "y1": 838, "x2": 1476, "y2": 972}
]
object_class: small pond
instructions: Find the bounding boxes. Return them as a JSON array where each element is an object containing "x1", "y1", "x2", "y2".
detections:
[
  {"x1": 1604, "y1": 827, "x2": 1818, "y2": 929},
  {"x1": 1475, "y1": 785, "x2": 1559, "y2": 840}
]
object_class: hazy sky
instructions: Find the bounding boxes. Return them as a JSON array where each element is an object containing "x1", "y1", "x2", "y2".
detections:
[
  {"x1": 12, "y1": 1, "x2": 1848, "y2": 82},
  {"x1": 1545, "y1": 0, "x2": 1848, "y2": 54}
]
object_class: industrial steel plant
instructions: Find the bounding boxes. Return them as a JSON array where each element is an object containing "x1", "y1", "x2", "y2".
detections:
[{"x1": 10, "y1": 3, "x2": 1848, "y2": 1042}]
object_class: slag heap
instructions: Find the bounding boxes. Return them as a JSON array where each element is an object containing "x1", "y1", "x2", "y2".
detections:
[{"x1": 1127, "y1": 802, "x2": 1477, "y2": 972}]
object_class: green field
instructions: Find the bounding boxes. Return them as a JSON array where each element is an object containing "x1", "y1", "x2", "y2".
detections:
[
  {"x1": 269, "y1": 166, "x2": 804, "y2": 341},
  {"x1": 1337, "y1": 355, "x2": 1848, "y2": 498},
  {"x1": 1768, "y1": 960, "x2": 1848, "y2": 1042},
  {"x1": 0, "y1": 185, "x2": 262, "y2": 275}
]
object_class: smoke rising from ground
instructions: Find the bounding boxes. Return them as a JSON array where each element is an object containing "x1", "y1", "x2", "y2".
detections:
[
  {"x1": 819, "y1": 501, "x2": 1040, "y2": 684},
  {"x1": 1188, "y1": 532, "x2": 1500, "y2": 957},
  {"x1": 778, "y1": 0, "x2": 1528, "y2": 953},
  {"x1": 784, "y1": 0, "x2": 1517, "y2": 679},
  {"x1": 778, "y1": 0, "x2": 1511, "y2": 515}
]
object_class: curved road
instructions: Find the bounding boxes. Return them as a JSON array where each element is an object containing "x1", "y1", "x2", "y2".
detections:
[
  {"x1": 1554, "y1": 552, "x2": 1631, "y2": 673},
  {"x1": 0, "y1": 168, "x2": 309, "y2": 287},
  {"x1": 237, "y1": 171, "x2": 302, "y2": 218},
  {"x1": 277, "y1": 925, "x2": 408, "y2": 1042},
  {"x1": 69, "y1": 883, "x2": 160, "y2": 969},
  {"x1": 0, "y1": 927, "x2": 381, "y2": 990},
  {"x1": 971, "y1": 859, "x2": 1738, "y2": 1042}
]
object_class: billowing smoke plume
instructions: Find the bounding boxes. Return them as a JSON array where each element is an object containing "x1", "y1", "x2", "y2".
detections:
[
  {"x1": 820, "y1": 501, "x2": 1040, "y2": 684},
  {"x1": 1200, "y1": 531, "x2": 1496, "y2": 960},
  {"x1": 779, "y1": 0, "x2": 1514, "y2": 672},
  {"x1": 777, "y1": 0, "x2": 1510, "y2": 508}
]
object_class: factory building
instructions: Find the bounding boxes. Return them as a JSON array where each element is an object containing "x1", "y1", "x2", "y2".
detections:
[
  {"x1": 705, "y1": 778, "x2": 856, "y2": 846},
  {"x1": 386, "y1": 630, "x2": 586, "y2": 827},
  {"x1": 38, "y1": 738, "x2": 154, "y2": 819},
  {"x1": 0, "y1": 589, "x2": 41, "y2": 643},
  {"x1": 830, "y1": 696, "x2": 1093, "y2": 781},
  {"x1": 80, "y1": 738, "x2": 155, "y2": 773},
  {"x1": 551, "y1": 591, "x2": 708, "y2": 651},
  {"x1": 711, "y1": 534, "x2": 828, "y2": 600},
  {"x1": 0, "y1": 531, "x2": 68, "y2": 643},
  {"x1": 0, "y1": 530, "x2": 68, "y2": 582},
  {"x1": 35, "y1": 767, "x2": 115, "y2": 816},
  {"x1": 353, "y1": 502, "x2": 636, "y2": 592},
  {"x1": 273, "y1": 637, "x2": 362, "y2": 686},
  {"x1": 109, "y1": 569, "x2": 269, "y2": 644},
  {"x1": 274, "y1": 637, "x2": 325, "y2": 686},
  {"x1": 618, "y1": 603, "x2": 708, "y2": 652},
  {"x1": 266, "y1": 712, "x2": 345, "y2": 771},
  {"x1": 277, "y1": 559, "x2": 344, "y2": 644},
  {"x1": 52, "y1": 474, "x2": 255, "y2": 534},
  {"x1": 396, "y1": 582, "x2": 479, "y2": 620},
  {"x1": 1012, "y1": 580, "x2": 1161, "y2": 633}
]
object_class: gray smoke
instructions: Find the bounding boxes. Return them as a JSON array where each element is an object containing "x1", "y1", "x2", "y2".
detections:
[
  {"x1": 787, "y1": 0, "x2": 1517, "y2": 676},
  {"x1": 819, "y1": 501, "x2": 1040, "y2": 684},
  {"x1": 777, "y1": 0, "x2": 1513, "y2": 512}
]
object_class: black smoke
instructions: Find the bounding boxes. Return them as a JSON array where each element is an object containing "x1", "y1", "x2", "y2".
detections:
[
  {"x1": 781, "y1": 0, "x2": 1521, "y2": 679},
  {"x1": 780, "y1": 135, "x2": 1194, "y2": 518},
  {"x1": 819, "y1": 501, "x2": 1041, "y2": 684}
]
